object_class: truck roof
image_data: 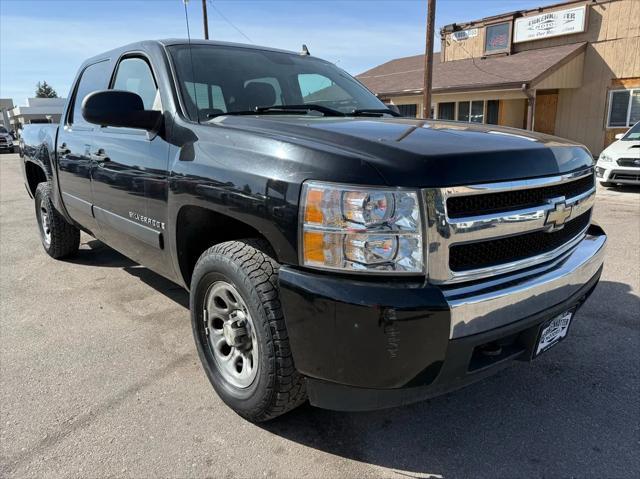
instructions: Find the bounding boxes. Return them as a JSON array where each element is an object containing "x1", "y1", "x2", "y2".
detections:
[{"x1": 81, "y1": 39, "x2": 300, "y2": 67}]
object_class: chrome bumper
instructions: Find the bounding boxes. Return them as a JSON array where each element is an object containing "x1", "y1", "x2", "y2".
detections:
[{"x1": 443, "y1": 227, "x2": 606, "y2": 338}]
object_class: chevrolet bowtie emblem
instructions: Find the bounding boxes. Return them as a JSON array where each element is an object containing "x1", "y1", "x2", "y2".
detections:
[{"x1": 545, "y1": 198, "x2": 572, "y2": 232}]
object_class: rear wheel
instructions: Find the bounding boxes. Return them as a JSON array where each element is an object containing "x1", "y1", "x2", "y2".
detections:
[
  {"x1": 34, "y1": 182, "x2": 80, "y2": 259},
  {"x1": 190, "y1": 239, "x2": 306, "y2": 422}
]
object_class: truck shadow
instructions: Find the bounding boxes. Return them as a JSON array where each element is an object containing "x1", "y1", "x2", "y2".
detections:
[
  {"x1": 68, "y1": 238, "x2": 189, "y2": 309},
  {"x1": 258, "y1": 279, "x2": 639, "y2": 477},
  {"x1": 63, "y1": 240, "x2": 639, "y2": 477}
]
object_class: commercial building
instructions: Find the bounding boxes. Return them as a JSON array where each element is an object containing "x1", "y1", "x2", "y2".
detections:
[
  {"x1": 357, "y1": 0, "x2": 639, "y2": 154},
  {"x1": 8, "y1": 97, "x2": 66, "y2": 129}
]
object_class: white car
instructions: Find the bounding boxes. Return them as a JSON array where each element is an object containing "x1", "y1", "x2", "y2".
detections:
[{"x1": 596, "y1": 122, "x2": 640, "y2": 187}]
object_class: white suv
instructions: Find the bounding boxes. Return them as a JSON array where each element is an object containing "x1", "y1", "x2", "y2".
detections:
[{"x1": 596, "y1": 122, "x2": 640, "y2": 187}]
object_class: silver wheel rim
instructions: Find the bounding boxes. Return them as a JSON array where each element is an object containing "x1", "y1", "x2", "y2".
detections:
[
  {"x1": 39, "y1": 204, "x2": 51, "y2": 246},
  {"x1": 203, "y1": 281, "x2": 258, "y2": 389}
]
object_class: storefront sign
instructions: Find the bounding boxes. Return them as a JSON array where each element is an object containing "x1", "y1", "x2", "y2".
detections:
[
  {"x1": 514, "y1": 5, "x2": 587, "y2": 43},
  {"x1": 451, "y1": 28, "x2": 478, "y2": 42},
  {"x1": 484, "y1": 22, "x2": 511, "y2": 54}
]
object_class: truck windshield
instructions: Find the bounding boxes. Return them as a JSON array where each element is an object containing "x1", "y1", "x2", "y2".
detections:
[{"x1": 168, "y1": 44, "x2": 390, "y2": 121}]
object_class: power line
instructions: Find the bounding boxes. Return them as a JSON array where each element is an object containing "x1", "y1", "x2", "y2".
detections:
[{"x1": 209, "y1": 0, "x2": 253, "y2": 43}]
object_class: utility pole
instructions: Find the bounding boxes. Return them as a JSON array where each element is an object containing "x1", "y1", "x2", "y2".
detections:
[
  {"x1": 202, "y1": 0, "x2": 209, "y2": 39},
  {"x1": 422, "y1": 0, "x2": 436, "y2": 119}
]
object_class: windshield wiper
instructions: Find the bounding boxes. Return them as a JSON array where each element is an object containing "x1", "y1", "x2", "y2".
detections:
[
  {"x1": 349, "y1": 108, "x2": 401, "y2": 118},
  {"x1": 255, "y1": 104, "x2": 345, "y2": 117},
  {"x1": 206, "y1": 104, "x2": 345, "y2": 119},
  {"x1": 206, "y1": 109, "x2": 301, "y2": 119}
]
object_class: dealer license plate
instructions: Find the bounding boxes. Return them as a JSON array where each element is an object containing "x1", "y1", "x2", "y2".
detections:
[{"x1": 535, "y1": 310, "x2": 574, "y2": 357}]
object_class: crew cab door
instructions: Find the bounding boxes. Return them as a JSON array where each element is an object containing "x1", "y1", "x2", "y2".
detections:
[
  {"x1": 90, "y1": 55, "x2": 173, "y2": 276},
  {"x1": 57, "y1": 60, "x2": 111, "y2": 234}
]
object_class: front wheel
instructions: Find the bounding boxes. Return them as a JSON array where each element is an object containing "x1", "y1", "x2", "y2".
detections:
[
  {"x1": 34, "y1": 182, "x2": 80, "y2": 259},
  {"x1": 190, "y1": 239, "x2": 306, "y2": 422}
]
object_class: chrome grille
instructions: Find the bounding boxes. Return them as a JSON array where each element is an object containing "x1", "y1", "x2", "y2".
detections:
[
  {"x1": 424, "y1": 168, "x2": 596, "y2": 284},
  {"x1": 446, "y1": 174, "x2": 593, "y2": 218}
]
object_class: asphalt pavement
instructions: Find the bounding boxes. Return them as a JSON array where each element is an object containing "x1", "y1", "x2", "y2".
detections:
[{"x1": 1, "y1": 153, "x2": 638, "y2": 478}]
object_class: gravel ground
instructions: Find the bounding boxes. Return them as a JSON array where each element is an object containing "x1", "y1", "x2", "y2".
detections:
[{"x1": 1, "y1": 153, "x2": 638, "y2": 478}]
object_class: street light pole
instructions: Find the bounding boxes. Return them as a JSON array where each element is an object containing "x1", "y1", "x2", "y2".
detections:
[
  {"x1": 202, "y1": 0, "x2": 209, "y2": 39},
  {"x1": 422, "y1": 0, "x2": 436, "y2": 119}
]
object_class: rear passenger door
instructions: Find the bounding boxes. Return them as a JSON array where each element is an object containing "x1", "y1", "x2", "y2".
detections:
[
  {"x1": 90, "y1": 55, "x2": 173, "y2": 276},
  {"x1": 57, "y1": 60, "x2": 111, "y2": 233}
]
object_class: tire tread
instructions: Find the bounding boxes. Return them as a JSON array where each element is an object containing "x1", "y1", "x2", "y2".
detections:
[
  {"x1": 195, "y1": 239, "x2": 306, "y2": 421},
  {"x1": 35, "y1": 182, "x2": 80, "y2": 259}
]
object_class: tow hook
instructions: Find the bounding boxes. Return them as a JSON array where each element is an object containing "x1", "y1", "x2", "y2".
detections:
[{"x1": 479, "y1": 341, "x2": 503, "y2": 357}]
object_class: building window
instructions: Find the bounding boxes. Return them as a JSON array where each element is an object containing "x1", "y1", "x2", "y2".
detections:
[
  {"x1": 470, "y1": 100, "x2": 484, "y2": 123},
  {"x1": 486, "y1": 100, "x2": 500, "y2": 124},
  {"x1": 458, "y1": 100, "x2": 485, "y2": 123},
  {"x1": 458, "y1": 102, "x2": 470, "y2": 122},
  {"x1": 397, "y1": 104, "x2": 417, "y2": 118},
  {"x1": 438, "y1": 102, "x2": 455, "y2": 120},
  {"x1": 484, "y1": 22, "x2": 512, "y2": 55},
  {"x1": 607, "y1": 89, "x2": 640, "y2": 128}
]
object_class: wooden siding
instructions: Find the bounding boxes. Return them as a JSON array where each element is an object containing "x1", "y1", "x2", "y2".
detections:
[
  {"x1": 533, "y1": 52, "x2": 585, "y2": 90},
  {"x1": 442, "y1": 29, "x2": 486, "y2": 62},
  {"x1": 534, "y1": 91, "x2": 559, "y2": 134},
  {"x1": 499, "y1": 99, "x2": 527, "y2": 129},
  {"x1": 440, "y1": 0, "x2": 640, "y2": 153}
]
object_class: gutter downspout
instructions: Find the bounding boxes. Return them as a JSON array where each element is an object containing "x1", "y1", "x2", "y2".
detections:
[{"x1": 522, "y1": 83, "x2": 535, "y2": 131}]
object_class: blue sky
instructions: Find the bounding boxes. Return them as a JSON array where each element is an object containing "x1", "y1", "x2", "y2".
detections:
[{"x1": 1, "y1": 0, "x2": 547, "y2": 105}]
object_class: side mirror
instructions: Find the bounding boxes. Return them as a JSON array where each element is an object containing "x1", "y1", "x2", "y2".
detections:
[
  {"x1": 82, "y1": 90, "x2": 162, "y2": 131},
  {"x1": 614, "y1": 133, "x2": 625, "y2": 140}
]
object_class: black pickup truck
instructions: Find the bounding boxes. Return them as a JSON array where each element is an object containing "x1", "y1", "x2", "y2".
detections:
[{"x1": 20, "y1": 40, "x2": 606, "y2": 422}]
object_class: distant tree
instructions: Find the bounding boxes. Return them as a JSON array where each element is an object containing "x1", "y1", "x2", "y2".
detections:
[{"x1": 35, "y1": 81, "x2": 58, "y2": 98}]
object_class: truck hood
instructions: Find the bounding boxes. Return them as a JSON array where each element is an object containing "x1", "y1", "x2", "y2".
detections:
[{"x1": 210, "y1": 116, "x2": 594, "y2": 186}]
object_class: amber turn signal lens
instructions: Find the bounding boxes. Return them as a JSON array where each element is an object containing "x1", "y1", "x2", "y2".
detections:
[
  {"x1": 302, "y1": 230, "x2": 324, "y2": 263},
  {"x1": 304, "y1": 188, "x2": 324, "y2": 224}
]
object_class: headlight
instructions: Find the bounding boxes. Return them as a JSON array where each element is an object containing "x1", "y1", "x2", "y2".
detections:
[
  {"x1": 598, "y1": 153, "x2": 613, "y2": 163},
  {"x1": 299, "y1": 181, "x2": 424, "y2": 274}
]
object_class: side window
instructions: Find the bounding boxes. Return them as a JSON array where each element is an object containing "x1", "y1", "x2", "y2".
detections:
[
  {"x1": 298, "y1": 73, "x2": 349, "y2": 103},
  {"x1": 185, "y1": 82, "x2": 227, "y2": 112},
  {"x1": 70, "y1": 60, "x2": 111, "y2": 126},
  {"x1": 112, "y1": 57, "x2": 160, "y2": 111}
]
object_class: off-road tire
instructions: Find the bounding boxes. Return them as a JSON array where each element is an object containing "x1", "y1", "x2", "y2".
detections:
[
  {"x1": 34, "y1": 182, "x2": 80, "y2": 259},
  {"x1": 190, "y1": 239, "x2": 307, "y2": 422}
]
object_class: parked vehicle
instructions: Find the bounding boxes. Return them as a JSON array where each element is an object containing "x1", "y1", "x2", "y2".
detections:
[
  {"x1": 20, "y1": 40, "x2": 606, "y2": 422},
  {"x1": 0, "y1": 126, "x2": 15, "y2": 153},
  {"x1": 596, "y1": 122, "x2": 640, "y2": 186}
]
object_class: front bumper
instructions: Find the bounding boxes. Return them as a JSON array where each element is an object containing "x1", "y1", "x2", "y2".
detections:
[
  {"x1": 596, "y1": 164, "x2": 640, "y2": 184},
  {"x1": 279, "y1": 225, "x2": 606, "y2": 411}
]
